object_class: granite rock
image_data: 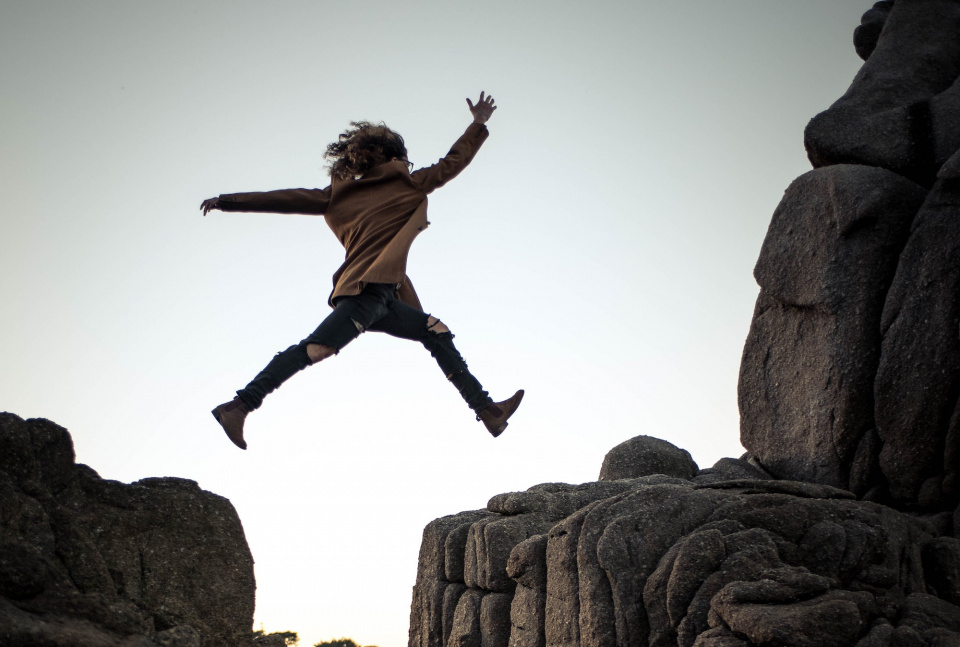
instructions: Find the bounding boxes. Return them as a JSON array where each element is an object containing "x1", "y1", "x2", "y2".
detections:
[
  {"x1": 739, "y1": 165, "x2": 926, "y2": 489},
  {"x1": 0, "y1": 412, "x2": 255, "y2": 647}
]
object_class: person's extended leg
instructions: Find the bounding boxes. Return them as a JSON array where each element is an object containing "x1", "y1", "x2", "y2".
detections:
[
  {"x1": 368, "y1": 302, "x2": 523, "y2": 436},
  {"x1": 212, "y1": 284, "x2": 395, "y2": 449}
]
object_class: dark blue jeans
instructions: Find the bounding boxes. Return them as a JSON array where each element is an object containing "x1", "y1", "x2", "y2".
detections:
[{"x1": 236, "y1": 283, "x2": 493, "y2": 413}]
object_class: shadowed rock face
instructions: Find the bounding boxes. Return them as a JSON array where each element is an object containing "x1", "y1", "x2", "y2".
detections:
[
  {"x1": 739, "y1": 164, "x2": 927, "y2": 490},
  {"x1": 853, "y1": 1, "x2": 894, "y2": 61},
  {"x1": 875, "y1": 158, "x2": 960, "y2": 507},
  {"x1": 0, "y1": 412, "x2": 255, "y2": 647},
  {"x1": 805, "y1": 0, "x2": 960, "y2": 186},
  {"x1": 740, "y1": 0, "x2": 960, "y2": 512}
]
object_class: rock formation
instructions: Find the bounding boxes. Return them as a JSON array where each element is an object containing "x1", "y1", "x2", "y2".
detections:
[
  {"x1": 741, "y1": 0, "x2": 960, "y2": 512},
  {"x1": 0, "y1": 412, "x2": 256, "y2": 647},
  {"x1": 409, "y1": 2, "x2": 960, "y2": 646},
  {"x1": 408, "y1": 441, "x2": 960, "y2": 647}
]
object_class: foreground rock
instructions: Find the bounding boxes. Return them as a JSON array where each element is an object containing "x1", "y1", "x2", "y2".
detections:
[
  {"x1": 408, "y1": 436, "x2": 960, "y2": 647},
  {"x1": 0, "y1": 412, "x2": 255, "y2": 647}
]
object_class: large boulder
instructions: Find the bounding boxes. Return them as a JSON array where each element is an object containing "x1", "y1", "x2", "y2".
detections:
[
  {"x1": 0, "y1": 412, "x2": 255, "y2": 647},
  {"x1": 738, "y1": 165, "x2": 926, "y2": 490},
  {"x1": 875, "y1": 152, "x2": 960, "y2": 507},
  {"x1": 805, "y1": 0, "x2": 960, "y2": 185}
]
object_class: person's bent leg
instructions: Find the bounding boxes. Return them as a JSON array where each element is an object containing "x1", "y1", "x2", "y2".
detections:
[
  {"x1": 420, "y1": 319, "x2": 524, "y2": 436},
  {"x1": 371, "y1": 304, "x2": 524, "y2": 435},
  {"x1": 235, "y1": 343, "x2": 314, "y2": 411},
  {"x1": 421, "y1": 316, "x2": 494, "y2": 413},
  {"x1": 213, "y1": 286, "x2": 392, "y2": 449},
  {"x1": 237, "y1": 285, "x2": 394, "y2": 410},
  {"x1": 369, "y1": 306, "x2": 492, "y2": 411},
  {"x1": 215, "y1": 340, "x2": 340, "y2": 450},
  {"x1": 233, "y1": 340, "x2": 337, "y2": 410}
]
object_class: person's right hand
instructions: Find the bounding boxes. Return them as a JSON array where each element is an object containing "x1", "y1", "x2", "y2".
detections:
[
  {"x1": 200, "y1": 197, "x2": 220, "y2": 216},
  {"x1": 467, "y1": 91, "x2": 497, "y2": 124}
]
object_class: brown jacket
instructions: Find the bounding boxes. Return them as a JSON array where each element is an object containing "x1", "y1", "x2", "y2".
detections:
[{"x1": 218, "y1": 122, "x2": 489, "y2": 310}]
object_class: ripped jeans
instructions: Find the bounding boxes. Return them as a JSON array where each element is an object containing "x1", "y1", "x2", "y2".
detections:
[{"x1": 236, "y1": 283, "x2": 493, "y2": 413}]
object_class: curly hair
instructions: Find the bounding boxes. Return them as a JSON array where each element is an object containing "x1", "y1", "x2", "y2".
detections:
[{"x1": 324, "y1": 121, "x2": 409, "y2": 180}]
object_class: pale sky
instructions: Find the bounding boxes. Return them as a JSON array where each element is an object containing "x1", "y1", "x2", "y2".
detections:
[{"x1": 1, "y1": 2, "x2": 867, "y2": 646}]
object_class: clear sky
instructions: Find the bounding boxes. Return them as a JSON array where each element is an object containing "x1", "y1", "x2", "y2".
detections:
[{"x1": 1, "y1": 2, "x2": 867, "y2": 645}]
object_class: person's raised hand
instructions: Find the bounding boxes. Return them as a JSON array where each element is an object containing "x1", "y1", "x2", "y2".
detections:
[
  {"x1": 200, "y1": 197, "x2": 220, "y2": 216},
  {"x1": 467, "y1": 91, "x2": 497, "y2": 124}
]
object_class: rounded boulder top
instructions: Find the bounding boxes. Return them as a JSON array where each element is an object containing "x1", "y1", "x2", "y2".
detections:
[{"x1": 598, "y1": 435, "x2": 699, "y2": 481}]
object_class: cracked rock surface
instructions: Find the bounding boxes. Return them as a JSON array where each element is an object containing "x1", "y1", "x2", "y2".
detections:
[{"x1": 0, "y1": 412, "x2": 255, "y2": 647}]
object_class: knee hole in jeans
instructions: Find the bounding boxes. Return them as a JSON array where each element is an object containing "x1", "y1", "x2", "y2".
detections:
[
  {"x1": 426, "y1": 316, "x2": 451, "y2": 335},
  {"x1": 306, "y1": 343, "x2": 337, "y2": 364}
]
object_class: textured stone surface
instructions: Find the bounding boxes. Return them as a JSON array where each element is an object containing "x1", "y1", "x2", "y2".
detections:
[
  {"x1": 0, "y1": 412, "x2": 255, "y2": 647},
  {"x1": 739, "y1": 164, "x2": 926, "y2": 489},
  {"x1": 805, "y1": 0, "x2": 960, "y2": 185},
  {"x1": 875, "y1": 159, "x2": 960, "y2": 507},
  {"x1": 692, "y1": 458, "x2": 773, "y2": 485},
  {"x1": 410, "y1": 473, "x2": 958, "y2": 647},
  {"x1": 598, "y1": 435, "x2": 698, "y2": 481},
  {"x1": 409, "y1": 510, "x2": 495, "y2": 647},
  {"x1": 480, "y1": 593, "x2": 512, "y2": 647},
  {"x1": 924, "y1": 538, "x2": 960, "y2": 606},
  {"x1": 506, "y1": 535, "x2": 547, "y2": 647},
  {"x1": 854, "y1": 1, "x2": 894, "y2": 61},
  {"x1": 448, "y1": 589, "x2": 484, "y2": 647}
]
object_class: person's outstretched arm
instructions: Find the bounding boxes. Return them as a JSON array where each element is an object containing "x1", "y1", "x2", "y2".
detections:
[
  {"x1": 410, "y1": 91, "x2": 497, "y2": 194},
  {"x1": 200, "y1": 186, "x2": 332, "y2": 216}
]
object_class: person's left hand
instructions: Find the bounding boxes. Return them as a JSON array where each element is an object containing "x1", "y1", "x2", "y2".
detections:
[
  {"x1": 467, "y1": 91, "x2": 497, "y2": 124},
  {"x1": 200, "y1": 197, "x2": 220, "y2": 216}
]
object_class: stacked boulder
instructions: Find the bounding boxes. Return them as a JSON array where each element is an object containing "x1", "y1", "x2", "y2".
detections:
[
  {"x1": 740, "y1": 0, "x2": 960, "y2": 512},
  {"x1": 408, "y1": 438, "x2": 960, "y2": 647},
  {"x1": 410, "y1": 2, "x2": 960, "y2": 646},
  {"x1": 0, "y1": 412, "x2": 256, "y2": 647}
]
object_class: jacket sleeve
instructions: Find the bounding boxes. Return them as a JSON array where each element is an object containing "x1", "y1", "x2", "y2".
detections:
[
  {"x1": 410, "y1": 123, "x2": 489, "y2": 195},
  {"x1": 217, "y1": 187, "x2": 332, "y2": 214}
]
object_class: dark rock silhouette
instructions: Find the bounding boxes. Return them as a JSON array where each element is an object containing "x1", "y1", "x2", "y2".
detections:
[
  {"x1": 853, "y1": 1, "x2": 894, "y2": 61},
  {"x1": 408, "y1": 3, "x2": 960, "y2": 646},
  {"x1": 875, "y1": 156, "x2": 960, "y2": 508},
  {"x1": 408, "y1": 441, "x2": 960, "y2": 647},
  {"x1": 805, "y1": 0, "x2": 960, "y2": 186},
  {"x1": 745, "y1": 0, "x2": 960, "y2": 513},
  {"x1": 0, "y1": 412, "x2": 255, "y2": 647}
]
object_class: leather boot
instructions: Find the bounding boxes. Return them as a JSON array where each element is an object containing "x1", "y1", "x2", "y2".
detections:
[
  {"x1": 478, "y1": 389, "x2": 524, "y2": 438},
  {"x1": 212, "y1": 397, "x2": 250, "y2": 450}
]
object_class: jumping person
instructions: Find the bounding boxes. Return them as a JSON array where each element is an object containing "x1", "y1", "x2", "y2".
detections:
[{"x1": 201, "y1": 92, "x2": 523, "y2": 449}]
